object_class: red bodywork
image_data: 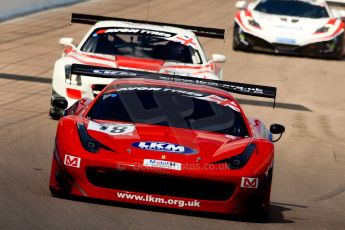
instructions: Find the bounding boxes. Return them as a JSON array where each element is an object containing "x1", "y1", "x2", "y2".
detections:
[
  {"x1": 49, "y1": 79, "x2": 274, "y2": 215},
  {"x1": 66, "y1": 50, "x2": 222, "y2": 78}
]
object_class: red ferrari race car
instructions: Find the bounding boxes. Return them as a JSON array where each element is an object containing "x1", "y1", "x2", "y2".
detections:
[{"x1": 49, "y1": 64, "x2": 285, "y2": 219}]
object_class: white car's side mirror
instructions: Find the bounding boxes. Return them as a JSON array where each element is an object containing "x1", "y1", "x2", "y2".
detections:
[
  {"x1": 59, "y1": 37, "x2": 76, "y2": 49},
  {"x1": 211, "y1": 54, "x2": 226, "y2": 63},
  {"x1": 235, "y1": 1, "x2": 248, "y2": 10}
]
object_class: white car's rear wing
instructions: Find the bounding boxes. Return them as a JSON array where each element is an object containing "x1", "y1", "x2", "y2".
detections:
[
  {"x1": 70, "y1": 64, "x2": 277, "y2": 107},
  {"x1": 71, "y1": 13, "x2": 225, "y2": 39}
]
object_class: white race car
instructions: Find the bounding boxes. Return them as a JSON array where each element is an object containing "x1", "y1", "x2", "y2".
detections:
[
  {"x1": 50, "y1": 13, "x2": 226, "y2": 118},
  {"x1": 233, "y1": 0, "x2": 345, "y2": 59}
]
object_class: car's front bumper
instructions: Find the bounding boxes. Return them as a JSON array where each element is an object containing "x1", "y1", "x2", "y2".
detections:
[
  {"x1": 49, "y1": 144, "x2": 271, "y2": 215},
  {"x1": 234, "y1": 23, "x2": 344, "y2": 58}
]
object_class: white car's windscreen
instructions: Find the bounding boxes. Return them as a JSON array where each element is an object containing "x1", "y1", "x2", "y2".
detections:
[
  {"x1": 81, "y1": 28, "x2": 202, "y2": 64},
  {"x1": 254, "y1": 0, "x2": 329, "y2": 18}
]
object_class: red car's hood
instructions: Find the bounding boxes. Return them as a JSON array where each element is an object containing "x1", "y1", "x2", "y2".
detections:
[{"x1": 85, "y1": 120, "x2": 251, "y2": 164}]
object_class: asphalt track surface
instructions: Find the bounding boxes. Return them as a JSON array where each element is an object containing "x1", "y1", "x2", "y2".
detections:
[{"x1": 1, "y1": 0, "x2": 345, "y2": 229}]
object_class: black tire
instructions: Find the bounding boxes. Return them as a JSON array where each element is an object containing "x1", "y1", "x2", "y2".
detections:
[
  {"x1": 332, "y1": 50, "x2": 344, "y2": 60},
  {"x1": 49, "y1": 107, "x2": 63, "y2": 120},
  {"x1": 232, "y1": 38, "x2": 241, "y2": 51},
  {"x1": 50, "y1": 169, "x2": 72, "y2": 197},
  {"x1": 232, "y1": 23, "x2": 247, "y2": 51},
  {"x1": 49, "y1": 88, "x2": 67, "y2": 119},
  {"x1": 331, "y1": 33, "x2": 345, "y2": 60},
  {"x1": 232, "y1": 25, "x2": 241, "y2": 51},
  {"x1": 256, "y1": 173, "x2": 272, "y2": 221},
  {"x1": 327, "y1": 45, "x2": 344, "y2": 60},
  {"x1": 49, "y1": 186, "x2": 63, "y2": 197},
  {"x1": 245, "y1": 171, "x2": 272, "y2": 222}
]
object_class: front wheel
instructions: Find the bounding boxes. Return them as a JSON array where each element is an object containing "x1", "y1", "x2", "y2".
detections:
[
  {"x1": 247, "y1": 171, "x2": 272, "y2": 222},
  {"x1": 232, "y1": 23, "x2": 247, "y2": 51},
  {"x1": 232, "y1": 25, "x2": 241, "y2": 51},
  {"x1": 49, "y1": 89, "x2": 66, "y2": 119},
  {"x1": 49, "y1": 106, "x2": 64, "y2": 120}
]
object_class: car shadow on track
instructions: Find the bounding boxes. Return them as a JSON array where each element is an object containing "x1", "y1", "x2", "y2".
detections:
[
  {"x1": 0, "y1": 73, "x2": 51, "y2": 84},
  {"x1": 51, "y1": 194, "x2": 303, "y2": 224},
  {"x1": 237, "y1": 98, "x2": 312, "y2": 112},
  {"x1": 268, "y1": 202, "x2": 308, "y2": 223}
]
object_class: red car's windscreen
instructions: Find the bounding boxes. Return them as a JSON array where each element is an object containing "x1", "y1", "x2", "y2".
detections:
[{"x1": 87, "y1": 85, "x2": 249, "y2": 137}]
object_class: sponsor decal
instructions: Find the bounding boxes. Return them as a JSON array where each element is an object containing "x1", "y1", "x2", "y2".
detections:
[
  {"x1": 116, "y1": 192, "x2": 200, "y2": 208},
  {"x1": 241, "y1": 177, "x2": 258, "y2": 189},
  {"x1": 93, "y1": 69, "x2": 139, "y2": 77},
  {"x1": 160, "y1": 70, "x2": 194, "y2": 77},
  {"x1": 116, "y1": 87, "x2": 204, "y2": 97},
  {"x1": 96, "y1": 28, "x2": 175, "y2": 38},
  {"x1": 195, "y1": 95, "x2": 240, "y2": 112},
  {"x1": 102, "y1": 93, "x2": 118, "y2": 100},
  {"x1": 176, "y1": 35, "x2": 196, "y2": 46},
  {"x1": 117, "y1": 87, "x2": 161, "y2": 91},
  {"x1": 88, "y1": 120, "x2": 135, "y2": 136},
  {"x1": 64, "y1": 155, "x2": 81, "y2": 168},
  {"x1": 132, "y1": 142, "x2": 196, "y2": 154},
  {"x1": 167, "y1": 35, "x2": 197, "y2": 48},
  {"x1": 276, "y1": 37, "x2": 296, "y2": 45},
  {"x1": 143, "y1": 159, "x2": 182, "y2": 171},
  {"x1": 275, "y1": 25, "x2": 302, "y2": 31}
]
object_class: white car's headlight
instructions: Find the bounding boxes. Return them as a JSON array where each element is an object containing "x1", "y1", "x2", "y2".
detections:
[
  {"x1": 315, "y1": 25, "x2": 331, "y2": 33},
  {"x1": 245, "y1": 10, "x2": 261, "y2": 29},
  {"x1": 248, "y1": 18, "x2": 261, "y2": 29},
  {"x1": 315, "y1": 19, "x2": 336, "y2": 34}
]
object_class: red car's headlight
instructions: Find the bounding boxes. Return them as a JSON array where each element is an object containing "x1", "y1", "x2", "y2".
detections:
[
  {"x1": 228, "y1": 143, "x2": 256, "y2": 169},
  {"x1": 77, "y1": 123, "x2": 100, "y2": 153}
]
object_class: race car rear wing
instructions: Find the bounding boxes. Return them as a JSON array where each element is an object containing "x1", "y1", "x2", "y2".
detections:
[
  {"x1": 70, "y1": 64, "x2": 277, "y2": 107},
  {"x1": 71, "y1": 13, "x2": 225, "y2": 39}
]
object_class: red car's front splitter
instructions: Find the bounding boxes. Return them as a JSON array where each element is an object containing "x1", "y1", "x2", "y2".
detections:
[{"x1": 49, "y1": 155, "x2": 267, "y2": 215}]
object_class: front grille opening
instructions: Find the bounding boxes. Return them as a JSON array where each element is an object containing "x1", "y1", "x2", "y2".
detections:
[
  {"x1": 86, "y1": 167, "x2": 235, "y2": 201},
  {"x1": 273, "y1": 43, "x2": 299, "y2": 52},
  {"x1": 244, "y1": 33, "x2": 275, "y2": 50}
]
